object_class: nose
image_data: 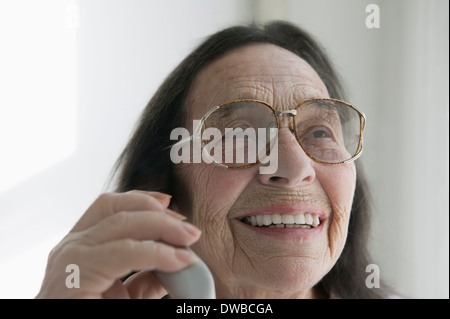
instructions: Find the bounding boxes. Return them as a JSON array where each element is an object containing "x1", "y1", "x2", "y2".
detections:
[{"x1": 259, "y1": 128, "x2": 316, "y2": 188}]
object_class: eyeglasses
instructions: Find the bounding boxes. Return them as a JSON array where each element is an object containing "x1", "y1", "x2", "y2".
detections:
[{"x1": 170, "y1": 98, "x2": 366, "y2": 168}]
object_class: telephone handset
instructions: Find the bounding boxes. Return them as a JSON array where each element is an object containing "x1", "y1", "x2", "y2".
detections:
[{"x1": 153, "y1": 253, "x2": 216, "y2": 299}]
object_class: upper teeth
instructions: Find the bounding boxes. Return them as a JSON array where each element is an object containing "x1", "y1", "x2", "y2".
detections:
[{"x1": 242, "y1": 213, "x2": 320, "y2": 228}]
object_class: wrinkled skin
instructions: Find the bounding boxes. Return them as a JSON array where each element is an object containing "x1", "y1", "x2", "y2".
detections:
[{"x1": 174, "y1": 43, "x2": 356, "y2": 299}]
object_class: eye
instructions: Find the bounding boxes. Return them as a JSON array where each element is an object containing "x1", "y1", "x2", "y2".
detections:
[{"x1": 308, "y1": 128, "x2": 332, "y2": 139}]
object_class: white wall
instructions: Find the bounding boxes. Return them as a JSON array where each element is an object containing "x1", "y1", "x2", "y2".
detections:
[
  {"x1": 258, "y1": 0, "x2": 449, "y2": 299},
  {"x1": 0, "y1": 0, "x2": 448, "y2": 298}
]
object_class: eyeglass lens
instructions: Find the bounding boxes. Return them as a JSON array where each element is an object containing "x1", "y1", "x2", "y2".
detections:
[{"x1": 201, "y1": 100, "x2": 362, "y2": 167}]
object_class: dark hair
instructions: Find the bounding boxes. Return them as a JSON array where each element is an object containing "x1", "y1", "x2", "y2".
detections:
[{"x1": 112, "y1": 21, "x2": 391, "y2": 298}]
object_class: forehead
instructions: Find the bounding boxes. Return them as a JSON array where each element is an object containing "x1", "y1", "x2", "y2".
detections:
[{"x1": 187, "y1": 43, "x2": 329, "y2": 120}]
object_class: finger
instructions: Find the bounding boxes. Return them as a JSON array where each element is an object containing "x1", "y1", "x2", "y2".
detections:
[
  {"x1": 79, "y1": 210, "x2": 201, "y2": 246},
  {"x1": 131, "y1": 190, "x2": 172, "y2": 208},
  {"x1": 82, "y1": 240, "x2": 198, "y2": 285},
  {"x1": 124, "y1": 271, "x2": 167, "y2": 299},
  {"x1": 102, "y1": 279, "x2": 131, "y2": 299},
  {"x1": 71, "y1": 191, "x2": 172, "y2": 232}
]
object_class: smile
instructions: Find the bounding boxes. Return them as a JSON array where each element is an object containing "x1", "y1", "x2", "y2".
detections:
[{"x1": 240, "y1": 213, "x2": 321, "y2": 229}]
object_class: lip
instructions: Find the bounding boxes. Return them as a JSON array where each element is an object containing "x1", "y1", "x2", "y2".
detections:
[{"x1": 233, "y1": 204, "x2": 327, "y2": 241}]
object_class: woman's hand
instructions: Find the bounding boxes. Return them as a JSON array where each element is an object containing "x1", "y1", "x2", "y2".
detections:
[{"x1": 36, "y1": 190, "x2": 201, "y2": 299}]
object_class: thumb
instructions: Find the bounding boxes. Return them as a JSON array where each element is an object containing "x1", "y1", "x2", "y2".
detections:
[{"x1": 124, "y1": 271, "x2": 168, "y2": 299}]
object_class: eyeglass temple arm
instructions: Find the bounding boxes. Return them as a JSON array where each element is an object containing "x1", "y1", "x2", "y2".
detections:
[
  {"x1": 163, "y1": 106, "x2": 220, "y2": 151},
  {"x1": 163, "y1": 135, "x2": 196, "y2": 151}
]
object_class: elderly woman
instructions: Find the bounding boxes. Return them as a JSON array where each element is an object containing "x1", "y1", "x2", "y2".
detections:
[{"x1": 37, "y1": 21, "x2": 390, "y2": 299}]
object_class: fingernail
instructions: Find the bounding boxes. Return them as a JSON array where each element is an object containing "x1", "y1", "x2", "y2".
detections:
[
  {"x1": 149, "y1": 192, "x2": 172, "y2": 207},
  {"x1": 182, "y1": 222, "x2": 201, "y2": 237},
  {"x1": 130, "y1": 190, "x2": 172, "y2": 207},
  {"x1": 175, "y1": 249, "x2": 198, "y2": 265},
  {"x1": 164, "y1": 208, "x2": 187, "y2": 220}
]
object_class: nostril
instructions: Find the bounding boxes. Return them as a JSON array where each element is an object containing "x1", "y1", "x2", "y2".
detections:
[{"x1": 269, "y1": 176, "x2": 283, "y2": 182}]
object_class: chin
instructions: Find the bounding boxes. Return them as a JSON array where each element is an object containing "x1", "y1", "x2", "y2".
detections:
[{"x1": 236, "y1": 259, "x2": 328, "y2": 296}]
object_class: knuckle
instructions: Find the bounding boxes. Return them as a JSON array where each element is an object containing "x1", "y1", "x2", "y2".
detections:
[
  {"x1": 93, "y1": 192, "x2": 118, "y2": 215},
  {"x1": 108, "y1": 211, "x2": 131, "y2": 229},
  {"x1": 116, "y1": 238, "x2": 138, "y2": 253},
  {"x1": 47, "y1": 236, "x2": 86, "y2": 266},
  {"x1": 150, "y1": 241, "x2": 163, "y2": 256},
  {"x1": 96, "y1": 192, "x2": 115, "y2": 204},
  {"x1": 48, "y1": 235, "x2": 73, "y2": 258}
]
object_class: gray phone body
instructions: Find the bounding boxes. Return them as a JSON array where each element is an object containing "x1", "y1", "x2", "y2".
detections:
[{"x1": 154, "y1": 257, "x2": 216, "y2": 299}]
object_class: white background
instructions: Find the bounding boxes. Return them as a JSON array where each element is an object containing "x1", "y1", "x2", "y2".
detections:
[{"x1": 0, "y1": 0, "x2": 448, "y2": 298}]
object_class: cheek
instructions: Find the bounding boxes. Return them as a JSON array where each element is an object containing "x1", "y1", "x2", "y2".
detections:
[
  {"x1": 174, "y1": 163, "x2": 256, "y2": 272},
  {"x1": 177, "y1": 165, "x2": 249, "y2": 221},
  {"x1": 316, "y1": 163, "x2": 356, "y2": 256}
]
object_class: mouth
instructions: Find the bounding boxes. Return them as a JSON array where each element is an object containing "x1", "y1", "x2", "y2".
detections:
[
  {"x1": 239, "y1": 212, "x2": 322, "y2": 229},
  {"x1": 233, "y1": 204, "x2": 327, "y2": 241}
]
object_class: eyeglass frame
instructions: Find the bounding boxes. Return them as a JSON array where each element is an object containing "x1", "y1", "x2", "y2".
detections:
[{"x1": 168, "y1": 98, "x2": 366, "y2": 168}]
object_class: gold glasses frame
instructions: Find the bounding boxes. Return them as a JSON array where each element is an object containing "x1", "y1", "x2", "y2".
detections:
[{"x1": 170, "y1": 98, "x2": 366, "y2": 168}]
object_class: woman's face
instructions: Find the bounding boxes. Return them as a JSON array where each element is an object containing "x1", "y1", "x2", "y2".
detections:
[{"x1": 174, "y1": 43, "x2": 356, "y2": 298}]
